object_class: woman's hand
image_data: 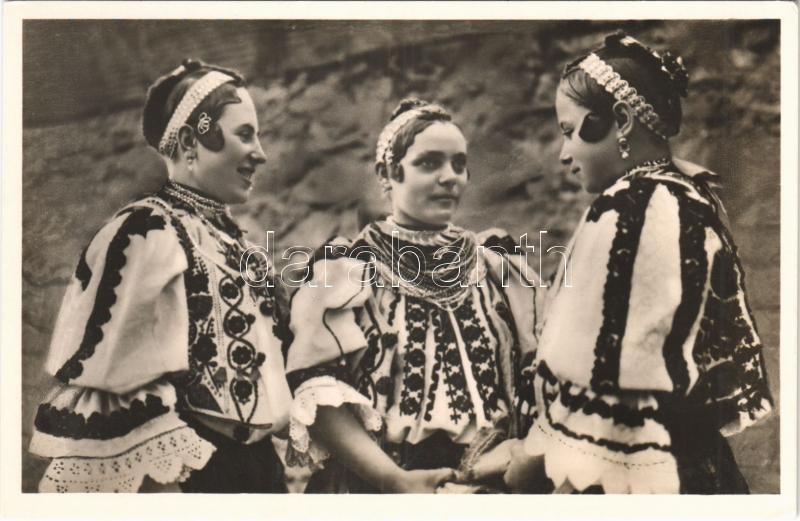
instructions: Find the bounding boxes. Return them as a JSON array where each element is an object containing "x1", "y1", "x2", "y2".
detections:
[
  {"x1": 387, "y1": 468, "x2": 456, "y2": 493},
  {"x1": 503, "y1": 441, "x2": 547, "y2": 493},
  {"x1": 312, "y1": 406, "x2": 456, "y2": 493},
  {"x1": 469, "y1": 437, "x2": 520, "y2": 481}
]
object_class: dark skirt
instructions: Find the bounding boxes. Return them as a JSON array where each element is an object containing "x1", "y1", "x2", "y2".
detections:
[
  {"x1": 668, "y1": 411, "x2": 750, "y2": 494},
  {"x1": 179, "y1": 415, "x2": 288, "y2": 493}
]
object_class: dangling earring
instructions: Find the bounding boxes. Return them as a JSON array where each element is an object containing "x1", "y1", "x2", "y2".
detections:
[
  {"x1": 186, "y1": 153, "x2": 196, "y2": 175},
  {"x1": 616, "y1": 130, "x2": 631, "y2": 160},
  {"x1": 380, "y1": 179, "x2": 391, "y2": 197}
]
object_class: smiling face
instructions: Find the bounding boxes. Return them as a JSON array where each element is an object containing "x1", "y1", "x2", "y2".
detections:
[
  {"x1": 192, "y1": 87, "x2": 266, "y2": 204},
  {"x1": 389, "y1": 121, "x2": 468, "y2": 229},
  {"x1": 555, "y1": 85, "x2": 622, "y2": 194}
]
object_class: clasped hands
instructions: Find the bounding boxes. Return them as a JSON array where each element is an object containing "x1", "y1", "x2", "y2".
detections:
[{"x1": 407, "y1": 438, "x2": 548, "y2": 493}]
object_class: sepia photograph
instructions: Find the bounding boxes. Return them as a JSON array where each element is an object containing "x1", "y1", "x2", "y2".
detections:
[{"x1": 1, "y1": 2, "x2": 796, "y2": 519}]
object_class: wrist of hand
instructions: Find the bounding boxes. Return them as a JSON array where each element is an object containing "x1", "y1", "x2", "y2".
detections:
[{"x1": 378, "y1": 466, "x2": 407, "y2": 493}]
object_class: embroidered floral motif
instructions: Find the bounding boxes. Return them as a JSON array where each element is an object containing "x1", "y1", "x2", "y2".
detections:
[
  {"x1": 55, "y1": 208, "x2": 167, "y2": 383},
  {"x1": 399, "y1": 298, "x2": 429, "y2": 416},
  {"x1": 426, "y1": 308, "x2": 474, "y2": 423},
  {"x1": 220, "y1": 272, "x2": 261, "y2": 423},
  {"x1": 168, "y1": 214, "x2": 223, "y2": 414},
  {"x1": 190, "y1": 335, "x2": 217, "y2": 364},
  {"x1": 455, "y1": 297, "x2": 502, "y2": 419}
]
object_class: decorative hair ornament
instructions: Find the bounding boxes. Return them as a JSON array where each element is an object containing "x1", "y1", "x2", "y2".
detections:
[
  {"x1": 158, "y1": 70, "x2": 235, "y2": 157},
  {"x1": 659, "y1": 51, "x2": 689, "y2": 97},
  {"x1": 578, "y1": 52, "x2": 671, "y2": 140},
  {"x1": 375, "y1": 104, "x2": 449, "y2": 167},
  {"x1": 196, "y1": 112, "x2": 212, "y2": 135}
]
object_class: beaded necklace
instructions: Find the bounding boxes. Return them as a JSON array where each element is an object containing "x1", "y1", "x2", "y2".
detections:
[
  {"x1": 161, "y1": 181, "x2": 244, "y2": 241},
  {"x1": 359, "y1": 218, "x2": 484, "y2": 310},
  {"x1": 619, "y1": 157, "x2": 672, "y2": 182}
]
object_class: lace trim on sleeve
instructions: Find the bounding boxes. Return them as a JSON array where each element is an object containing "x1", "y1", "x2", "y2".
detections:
[
  {"x1": 523, "y1": 419, "x2": 680, "y2": 494},
  {"x1": 38, "y1": 426, "x2": 215, "y2": 493},
  {"x1": 286, "y1": 376, "x2": 382, "y2": 470}
]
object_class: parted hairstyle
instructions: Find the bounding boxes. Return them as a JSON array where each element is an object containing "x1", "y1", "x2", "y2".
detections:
[
  {"x1": 378, "y1": 98, "x2": 456, "y2": 182},
  {"x1": 142, "y1": 59, "x2": 247, "y2": 157}
]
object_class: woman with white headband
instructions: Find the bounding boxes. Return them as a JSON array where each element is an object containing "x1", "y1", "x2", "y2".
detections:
[
  {"x1": 504, "y1": 32, "x2": 773, "y2": 494},
  {"x1": 284, "y1": 99, "x2": 542, "y2": 493},
  {"x1": 29, "y1": 59, "x2": 293, "y2": 493}
]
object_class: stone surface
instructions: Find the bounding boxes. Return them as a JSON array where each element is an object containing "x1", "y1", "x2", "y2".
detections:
[{"x1": 21, "y1": 20, "x2": 781, "y2": 493}]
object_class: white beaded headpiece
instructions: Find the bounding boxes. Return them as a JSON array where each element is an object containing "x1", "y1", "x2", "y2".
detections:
[
  {"x1": 578, "y1": 52, "x2": 670, "y2": 140},
  {"x1": 158, "y1": 70, "x2": 236, "y2": 157},
  {"x1": 375, "y1": 104, "x2": 449, "y2": 166}
]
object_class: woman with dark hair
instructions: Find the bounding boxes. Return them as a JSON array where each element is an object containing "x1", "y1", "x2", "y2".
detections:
[
  {"x1": 504, "y1": 32, "x2": 773, "y2": 494},
  {"x1": 284, "y1": 99, "x2": 542, "y2": 493},
  {"x1": 29, "y1": 59, "x2": 292, "y2": 493}
]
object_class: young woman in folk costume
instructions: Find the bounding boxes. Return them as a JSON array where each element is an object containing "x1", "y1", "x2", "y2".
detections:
[
  {"x1": 505, "y1": 32, "x2": 773, "y2": 494},
  {"x1": 285, "y1": 99, "x2": 542, "y2": 493},
  {"x1": 29, "y1": 60, "x2": 293, "y2": 493}
]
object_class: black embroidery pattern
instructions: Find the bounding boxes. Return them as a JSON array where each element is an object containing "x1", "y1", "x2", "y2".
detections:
[
  {"x1": 588, "y1": 180, "x2": 657, "y2": 393},
  {"x1": 691, "y1": 243, "x2": 772, "y2": 424},
  {"x1": 426, "y1": 308, "x2": 474, "y2": 423},
  {"x1": 481, "y1": 233, "x2": 520, "y2": 257},
  {"x1": 661, "y1": 186, "x2": 710, "y2": 394},
  {"x1": 644, "y1": 172, "x2": 771, "y2": 425},
  {"x1": 540, "y1": 368, "x2": 671, "y2": 454},
  {"x1": 355, "y1": 303, "x2": 398, "y2": 407},
  {"x1": 538, "y1": 362, "x2": 662, "y2": 428},
  {"x1": 387, "y1": 294, "x2": 401, "y2": 327},
  {"x1": 286, "y1": 362, "x2": 352, "y2": 393},
  {"x1": 454, "y1": 296, "x2": 501, "y2": 420},
  {"x1": 163, "y1": 214, "x2": 225, "y2": 414},
  {"x1": 75, "y1": 246, "x2": 92, "y2": 291},
  {"x1": 55, "y1": 208, "x2": 167, "y2": 383},
  {"x1": 399, "y1": 298, "x2": 428, "y2": 416},
  {"x1": 34, "y1": 394, "x2": 169, "y2": 440},
  {"x1": 220, "y1": 272, "x2": 264, "y2": 424}
]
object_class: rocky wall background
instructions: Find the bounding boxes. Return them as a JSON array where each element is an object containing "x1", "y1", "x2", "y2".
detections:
[{"x1": 21, "y1": 19, "x2": 780, "y2": 493}]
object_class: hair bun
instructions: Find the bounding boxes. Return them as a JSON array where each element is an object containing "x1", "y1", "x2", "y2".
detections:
[
  {"x1": 390, "y1": 98, "x2": 430, "y2": 121},
  {"x1": 142, "y1": 60, "x2": 201, "y2": 149},
  {"x1": 602, "y1": 31, "x2": 689, "y2": 98},
  {"x1": 603, "y1": 30, "x2": 629, "y2": 49},
  {"x1": 181, "y1": 58, "x2": 204, "y2": 72},
  {"x1": 660, "y1": 51, "x2": 689, "y2": 98}
]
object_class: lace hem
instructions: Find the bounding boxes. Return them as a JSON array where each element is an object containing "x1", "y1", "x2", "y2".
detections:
[
  {"x1": 287, "y1": 376, "x2": 383, "y2": 469},
  {"x1": 524, "y1": 420, "x2": 680, "y2": 494},
  {"x1": 38, "y1": 426, "x2": 216, "y2": 492},
  {"x1": 720, "y1": 396, "x2": 773, "y2": 437}
]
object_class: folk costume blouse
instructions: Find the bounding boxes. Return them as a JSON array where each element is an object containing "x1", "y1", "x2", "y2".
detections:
[
  {"x1": 523, "y1": 161, "x2": 773, "y2": 493},
  {"x1": 29, "y1": 181, "x2": 292, "y2": 492},
  {"x1": 284, "y1": 219, "x2": 541, "y2": 481}
]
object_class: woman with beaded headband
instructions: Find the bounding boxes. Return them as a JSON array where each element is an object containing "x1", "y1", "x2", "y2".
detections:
[
  {"x1": 504, "y1": 32, "x2": 773, "y2": 494},
  {"x1": 284, "y1": 99, "x2": 542, "y2": 493},
  {"x1": 29, "y1": 59, "x2": 294, "y2": 492}
]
